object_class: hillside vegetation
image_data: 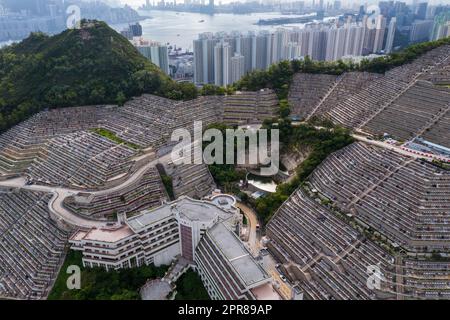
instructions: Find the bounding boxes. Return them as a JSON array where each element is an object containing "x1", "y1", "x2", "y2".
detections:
[
  {"x1": 174, "y1": 269, "x2": 210, "y2": 300},
  {"x1": 48, "y1": 250, "x2": 167, "y2": 300},
  {"x1": 0, "y1": 20, "x2": 197, "y2": 133}
]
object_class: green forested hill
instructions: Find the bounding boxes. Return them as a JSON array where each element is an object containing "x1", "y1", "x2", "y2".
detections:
[{"x1": 0, "y1": 20, "x2": 197, "y2": 132}]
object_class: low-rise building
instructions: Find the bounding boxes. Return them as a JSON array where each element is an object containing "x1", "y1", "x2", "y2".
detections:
[{"x1": 69, "y1": 195, "x2": 276, "y2": 300}]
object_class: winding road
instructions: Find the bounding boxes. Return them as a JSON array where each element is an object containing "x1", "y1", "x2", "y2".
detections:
[{"x1": 0, "y1": 152, "x2": 174, "y2": 229}]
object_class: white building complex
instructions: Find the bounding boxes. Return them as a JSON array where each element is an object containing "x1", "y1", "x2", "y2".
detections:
[
  {"x1": 431, "y1": 11, "x2": 450, "y2": 41},
  {"x1": 132, "y1": 37, "x2": 170, "y2": 75},
  {"x1": 410, "y1": 20, "x2": 435, "y2": 43},
  {"x1": 193, "y1": 15, "x2": 389, "y2": 85},
  {"x1": 385, "y1": 17, "x2": 397, "y2": 54},
  {"x1": 214, "y1": 42, "x2": 231, "y2": 86},
  {"x1": 69, "y1": 194, "x2": 277, "y2": 300},
  {"x1": 230, "y1": 53, "x2": 245, "y2": 84}
]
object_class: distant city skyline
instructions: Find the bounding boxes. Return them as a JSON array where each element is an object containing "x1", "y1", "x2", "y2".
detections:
[{"x1": 118, "y1": 0, "x2": 449, "y2": 8}]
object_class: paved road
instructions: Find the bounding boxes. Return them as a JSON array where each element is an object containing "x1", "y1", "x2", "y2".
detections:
[
  {"x1": 91, "y1": 151, "x2": 173, "y2": 196},
  {"x1": 0, "y1": 151, "x2": 176, "y2": 229},
  {"x1": 310, "y1": 126, "x2": 431, "y2": 161},
  {"x1": 0, "y1": 178, "x2": 108, "y2": 228},
  {"x1": 261, "y1": 254, "x2": 293, "y2": 300},
  {"x1": 236, "y1": 202, "x2": 261, "y2": 255},
  {"x1": 236, "y1": 202, "x2": 294, "y2": 300},
  {"x1": 352, "y1": 134, "x2": 424, "y2": 159}
]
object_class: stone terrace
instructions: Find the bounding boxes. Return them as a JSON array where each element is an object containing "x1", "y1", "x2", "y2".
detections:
[
  {"x1": 306, "y1": 72, "x2": 382, "y2": 121},
  {"x1": 266, "y1": 183, "x2": 450, "y2": 300},
  {"x1": 266, "y1": 189, "x2": 396, "y2": 300},
  {"x1": 98, "y1": 94, "x2": 177, "y2": 149},
  {"x1": 0, "y1": 89, "x2": 278, "y2": 183},
  {"x1": 362, "y1": 81, "x2": 450, "y2": 146},
  {"x1": 0, "y1": 190, "x2": 68, "y2": 300},
  {"x1": 321, "y1": 45, "x2": 450, "y2": 128},
  {"x1": 27, "y1": 131, "x2": 136, "y2": 188},
  {"x1": 420, "y1": 63, "x2": 450, "y2": 86},
  {"x1": 0, "y1": 106, "x2": 109, "y2": 176},
  {"x1": 288, "y1": 73, "x2": 338, "y2": 119},
  {"x1": 267, "y1": 140, "x2": 450, "y2": 299},
  {"x1": 223, "y1": 89, "x2": 279, "y2": 125},
  {"x1": 420, "y1": 108, "x2": 450, "y2": 148},
  {"x1": 402, "y1": 259, "x2": 450, "y2": 300},
  {"x1": 163, "y1": 149, "x2": 216, "y2": 200},
  {"x1": 64, "y1": 167, "x2": 168, "y2": 219},
  {"x1": 309, "y1": 142, "x2": 450, "y2": 252},
  {"x1": 173, "y1": 96, "x2": 224, "y2": 134}
]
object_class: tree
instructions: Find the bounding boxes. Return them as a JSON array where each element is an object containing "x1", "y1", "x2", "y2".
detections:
[
  {"x1": 132, "y1": 70, "x2": 163, "y2": 94},
  {"x1": 49, "y1": 249, "x2": 169, "y2": 300},
  {"x1": 111, "y1": 290, "x2": 140, "y2": 300},
  {"x1": 200, "y1": 84, "x2": 226, "y2": 96},
  {"x1": 115, "y1": 91, "x2": 127, "y2": 106},
  {"x1": 175, "y1": 269, "x2": 210, "y2": 300},
  {"x1": 279, "y1": 99, "x2": 291, "y2": 118}
]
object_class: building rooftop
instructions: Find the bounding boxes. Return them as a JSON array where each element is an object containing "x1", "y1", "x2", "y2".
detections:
[
  {"x1": 208, "y1": 222, "x2": 269, "y2": 288},
  {"x1": 210, "y1": 194, "x2": 236, "y2": 211},
  {"x1": 71, "y1": 225, "x2": 134, "y2": 243},
  {"x1": 251, "y1": 283, "x2": 282, "y2": 300},
  {"x1": 127, "y1": 196, "x2": 235, "y2": 232},
  {"x1": 126, "y1": 204, "x2": 173, "y2": 233},
  {"x1": 175, "y1": 197, "x2": 232, "y2": 222},
  {"x1": 70, "y1": 230, "x2": 88, "y2": 241}
]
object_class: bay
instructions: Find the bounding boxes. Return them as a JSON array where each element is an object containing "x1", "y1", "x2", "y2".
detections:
[{"x1": 112, "y1": 9, "x2": 315, "y2": 51}]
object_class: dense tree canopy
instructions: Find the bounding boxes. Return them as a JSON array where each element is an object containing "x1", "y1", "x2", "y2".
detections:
[
  {"x1": 202, "y1": 123, "x2": 246, "y2": 192},
  {"x1": 175, "y1": 269, "x2": 210, "y2": 300},
  {"x1": 48, "y1": 250, "x2": 168, "y2": 300}
]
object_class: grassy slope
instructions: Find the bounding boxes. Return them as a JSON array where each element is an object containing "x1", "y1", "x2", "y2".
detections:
[{"x1": 92, "y1": 128, "x2": 141, "y2": 150}]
